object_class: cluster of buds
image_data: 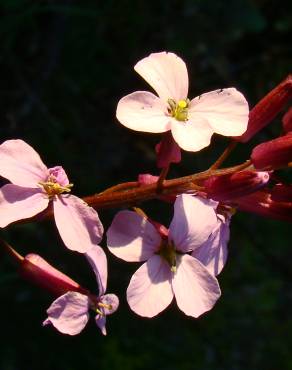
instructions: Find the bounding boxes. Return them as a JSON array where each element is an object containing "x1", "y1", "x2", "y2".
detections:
[{"x1": 1, "y1": 52, "x2": 291, "y2": 336}]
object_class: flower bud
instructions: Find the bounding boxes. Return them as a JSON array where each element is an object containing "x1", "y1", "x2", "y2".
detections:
[
  {"x1": 20, "y1": 254, "x2": 88, "y2": 297},
  {"x1": 270, "y1": 183, "x2": 292, "y2": 202},
  {"x1": 251, "y1": 133, "x2": 292, "y2": 170},
  {"x1": 283, "y1": 107, "x2": 292, "y2": 133},
  {"x1": 236, "y1": 75, "x2": 292, "y2": 143},
  {"x1": 204, "y1": 170, "x2": 270, "y2": 201},
  {"x1": 155, "y1": 131, "x2": 181, "y2": 168},
  {"x1": 235, "y1": 190, "x2": 292, "y2": 222}
]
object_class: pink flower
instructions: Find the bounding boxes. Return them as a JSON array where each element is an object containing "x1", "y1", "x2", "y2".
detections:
[
  {"x1": 107, "y1": 194, "x2": 224, "y2": 318},
  {"x1": 0, "y1": 139, "x2": 103, "y2": 253},
  {"x1": 116, "y1": 52, "x2": 249, "y2": 152},
  {"x1": 43, "y1": 246, "x2": 119, "y2": 336}
]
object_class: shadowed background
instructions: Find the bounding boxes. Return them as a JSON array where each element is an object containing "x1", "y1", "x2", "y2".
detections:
[{"x1": 0, "y1": 0, "x2": 291, "y2": 369}]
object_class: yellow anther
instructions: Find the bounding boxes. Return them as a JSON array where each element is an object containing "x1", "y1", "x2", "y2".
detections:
[
  {"x1": 39, "y1": 181, "x2": 73, "y2": 197},
  {"x1": 171, "y1": 265, "x2": 177, "y2": 273},
  {"x1": 98, "y1": 302, "x2": 113, "y2": 310},
  {"x1": 178, "y1": 100, "x2": 187, "y2": 109}
]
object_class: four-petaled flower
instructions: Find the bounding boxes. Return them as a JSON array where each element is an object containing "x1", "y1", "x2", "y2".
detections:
[
  {"x1": 116, "y1": 51, "x2": 249, "y2": 152},
  {"x1": 107, "y1": 194, "x2": 228, "y2": 318},
  {"x1": 0, "y1": 139, "x2": 103, "y2": 253},
  {"x1": 43, "y1": 246, "x2": 119, "y2": 335}
]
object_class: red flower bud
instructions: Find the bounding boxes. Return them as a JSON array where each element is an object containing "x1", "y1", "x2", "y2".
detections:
[
  {"x1": 204, "y1": 170, "x2": 269, "y2": 201},
  {"x1": 236, "y1": 75, "x2": 292, "y2": 143},
  {"x1": 20, "y1": 254, "x2": 88, "y2": 297},
  {"x1": 155, "y1": 131, "x2": 181, "y2": 168},
  {"x1": 235, "y1": 190, "x2": 292, "y2": 222},
  {"x1": 251, "y1": 133, "x2": 292, "y2": 170},
  {"x1": 283, "y1": 107, "x2": 292, "y2": 133},
  {"x1": 270, "y1": 183, "x2": 292, "y2": 202}
]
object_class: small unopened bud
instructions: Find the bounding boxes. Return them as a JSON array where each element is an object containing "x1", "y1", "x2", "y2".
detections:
[
  {"x1": 251, "y1": 133, "x2": 292, "y2": 170},
  {"x1": 283, "y1": 107, "x2": 292, "y2": 133},
  {"x1": 155, "y1": 131, "x2": 181, "y2": 168},
  {"x1": 204, "y1": 170, "x2": 270, "y2": 201},
  {"x1": 236, "y1": 75, "x2": 292, "y2": 142}
]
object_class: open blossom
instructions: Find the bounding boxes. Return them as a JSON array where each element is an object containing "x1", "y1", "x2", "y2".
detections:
[
  {"x1": 0, "y1": 139, "x2": 103, "y2": 253},
  {"x1": 107, "y1": 194, "x2": 227, "y2": 318},
  {"x1": 43, "y1": 246, "x2": 119, "y2": 336},
  {"x1": 116, "y1": 51, "x2": 249, "y2": 152}
]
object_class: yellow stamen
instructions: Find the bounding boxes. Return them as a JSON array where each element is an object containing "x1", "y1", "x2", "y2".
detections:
[
  {"x1": 167, "y1": 98, "x2": 189, "y2": 122},
  {"x1": 98, "y1": 302, "x2": 113, "y2": 310},
  {"x1": 39, "y1": 181, "x2": 73, "y2": 197},
  {"x1": 178, "y1": 100, "x2": 187, "y2": 109}
]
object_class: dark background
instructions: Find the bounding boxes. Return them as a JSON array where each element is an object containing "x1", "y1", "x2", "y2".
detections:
[{"x1": 0, "y1": 0, "x2": 291, "y2": 369}]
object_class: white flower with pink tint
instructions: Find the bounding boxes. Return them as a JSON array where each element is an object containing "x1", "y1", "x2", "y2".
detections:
[
  {"x1": 107, "y1": 194, "x2": 225, "y2": 318},
  {"x1": 117, "y1": 51, "x2": 249, "y2": 152},
  {"x1": 43, "y1": 246, "x2": 119, "y2": 336},
  {"x1": 0, "y1": 139, "x2": 103, "y2": 253}
]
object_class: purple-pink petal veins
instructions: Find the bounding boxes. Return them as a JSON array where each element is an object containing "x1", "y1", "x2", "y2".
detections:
[
  {"x1": 172, "y1": 254, "x2": 221, "y2": 318},
  {"x1": 126, "y1": 255, "x2": 173, "y2": 317},
  {"x1": 99, "y1": 294, "x2": 119, "y2": 316},
  {"x1": 48, "y1": 166, "x2": 70, "y2": 186},
  {"x1": 204, "y1": 170, "x2": 270, "y2": 201},
  {"x1": 116, "y1": 91, "x2": 171, "y2": 133},
  {"x1": 168, "y1": 195, "x2": 218, "y2": 253},
  {"x1": 95, "y1": 314, "x2": 107, "y2": 335},
  {"x1": 134, "y1": 51, "x2": 189, "y2": 102},
  {"x1": 188, "y1": 88, "x2": 249, "y2": 136},
  {"x1": 193, "y1": 215, "x2": 230, "y2": 276},
  {"x1": 0, "y1": 139, "x2": 48, "y2": 187},
  {"x1": 283, "y1": 107, "x2": 292, "y2": 133},
  {"x1": 107, "y1": 210, "x2": 161, "y2": 262},
  {"x1": 0, "y1": 185, "x2": 49, "y2": 227},
  {"x1": 43, "y1": 291, "x2": 90, "y2": 335},
  {"x1": 85, "y1": 246, "x2": 108, "y2": 294},
  {"x1": 53, "y1": 195, "x2": 104, "y2": 253}
]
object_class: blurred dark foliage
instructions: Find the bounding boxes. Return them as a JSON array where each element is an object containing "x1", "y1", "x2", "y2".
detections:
[{"x1": 0, "y1": 0, "x2": 291, "y2": 369}]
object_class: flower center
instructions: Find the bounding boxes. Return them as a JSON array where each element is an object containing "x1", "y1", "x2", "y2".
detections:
[
  {"x1": 39, "y1": 174, "x2": 73, "y2": 198},
  {"x1": 158, "y1": 239, "x2": 177, "y2": 273},
  {"x1": 90, "y1": 300, "x2": 113, "y2": 317},
  {"x1": 167, "y1": 98, "x2": 189, "y2": 122}
]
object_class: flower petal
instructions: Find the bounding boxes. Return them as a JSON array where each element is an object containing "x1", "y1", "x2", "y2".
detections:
[
  {"x1": 0, "y1": 184, "x2": 49, "y2": 227},
  {"x1": 85, "y1": 246, "x2": 108, "y2": 294},
  {"x1": 100, "y1": 294, "x2": 119, "y2": 315},
  {"x1": 193, "y1": 215, "x2": 230, "y2": 276},
  {"x1": 127, "y1": 255, "x2": 173, "y2": 317},
  {"x1": 95, "y1": 314, "x2": 107, "y2": 335},
  {"x1": 172, "y1": 254, "x2": 221, "y2": 318},
  {"x1": 107, "y1": 210, "x2": 161, "y2": 262},
  {"x1": 134, "y1": 51, "x2": 188, "y2": 102},
  {"x1": 53, "y1": 195, "x2": 104, "y2": 253},
  {"x1": 0, "y1": 139, "x2": 48, "y2": 186},
  {"x1": 116, "y1": 91, "x2": 171, "y2": 133},
  {"x1": 43, "y1": 291, "x2": 89, "y2": 335},
  {"x1": 169, "y1": 195, "x2": 218, "y2": 253},
  {"x1": 189, "y1": 88, "x2": 249, "y2": 136},
  {"x1": 170, "y1": 117, "x2": 214, "y2": 152}
]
